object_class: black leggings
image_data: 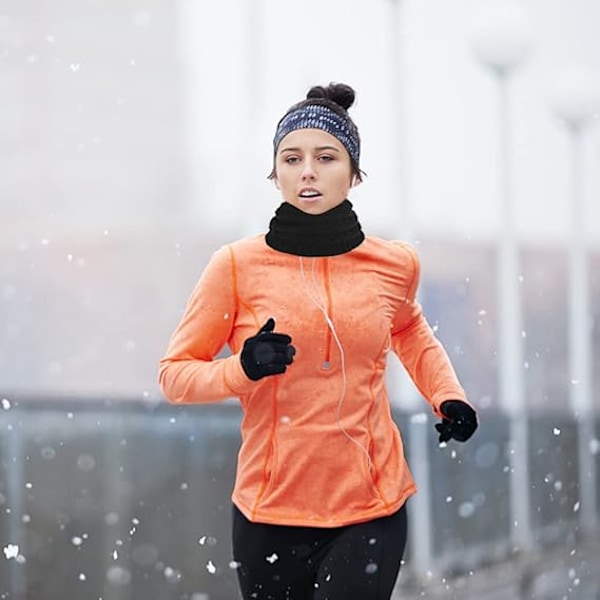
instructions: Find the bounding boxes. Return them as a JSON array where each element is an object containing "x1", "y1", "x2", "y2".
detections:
[{"x1": 232, "y1": 504, "x2": 408, "y2": 600}]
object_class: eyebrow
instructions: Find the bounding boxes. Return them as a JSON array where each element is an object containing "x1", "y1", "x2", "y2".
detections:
[{"x1": 279, "y1": 145, "x2": 341, "y2": 154}]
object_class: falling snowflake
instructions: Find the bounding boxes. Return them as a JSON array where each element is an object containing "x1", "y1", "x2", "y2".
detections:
[
  {"x1": 3, "y1": 544, "x2": 19, "y2": 560},
  {"x1": 410, "y1": 413, "x2": 427, "y2": 425}
]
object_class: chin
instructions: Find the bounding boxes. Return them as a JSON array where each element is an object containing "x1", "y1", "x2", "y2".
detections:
[{"x1": 300, "y1": 204, "x2": 327, "y2": 215}]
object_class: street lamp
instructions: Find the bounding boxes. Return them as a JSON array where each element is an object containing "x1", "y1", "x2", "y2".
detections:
[
  {"x1": 385, "y1": 0, "x2": 437, "y2": 579},
  {"x1": 468, "y1": 0, "x2": 532, "y2": 553},
  {"x1": 468, "y1": 1, "x2": 530, "y2": 76},
  {"x1": 551, "y1": 66, "x2": 600, "y2": 536},
  {"x1": 387, "y1": 0, "x2": 409, "y2": 241}
]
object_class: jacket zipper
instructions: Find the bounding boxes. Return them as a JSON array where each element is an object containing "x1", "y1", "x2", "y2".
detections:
[{"x1": 322, "y1": 258, "x2": 333, "y2": 370}]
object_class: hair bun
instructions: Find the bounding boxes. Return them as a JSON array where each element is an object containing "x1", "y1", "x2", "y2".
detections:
[{"x1": 306, "y1": 82, "x2": 355, "y2": 111}]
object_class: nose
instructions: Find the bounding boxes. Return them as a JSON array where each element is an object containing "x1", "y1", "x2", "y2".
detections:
[{"x1": 301, "y1": 158, "x2": 317, "y2": 180}]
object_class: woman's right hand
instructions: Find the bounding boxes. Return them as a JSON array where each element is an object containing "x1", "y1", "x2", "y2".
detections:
[{"x1": 240, "y1": 318, "x2": 296, "y2": 381}]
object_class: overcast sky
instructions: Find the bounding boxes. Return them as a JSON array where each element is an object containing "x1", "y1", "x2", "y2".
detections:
[{"x1": 178, "y1": 0, "x2": 600, "y2": 244}]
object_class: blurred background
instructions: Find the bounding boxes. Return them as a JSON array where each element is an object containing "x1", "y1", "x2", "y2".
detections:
[{"x1": 1, "y1": 0, "x2": 599, "y2": 598}]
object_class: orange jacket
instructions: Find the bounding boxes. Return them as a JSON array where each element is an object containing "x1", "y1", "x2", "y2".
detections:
[{"x1": 158, "y1": 235, "x2": 467, "y2": 527}]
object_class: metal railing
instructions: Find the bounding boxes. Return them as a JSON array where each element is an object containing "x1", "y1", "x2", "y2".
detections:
[{"x1": 0, "y1": 397, "x2": 598, "y2": 599}]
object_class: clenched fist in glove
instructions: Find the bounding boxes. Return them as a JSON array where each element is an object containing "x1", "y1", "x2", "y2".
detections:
[
  {"x1": 240, "y1": 318, "x2": 296, "y2": 381},
  {"x1": 435, "y1": 400, "x2": 478, "y2": 443}
]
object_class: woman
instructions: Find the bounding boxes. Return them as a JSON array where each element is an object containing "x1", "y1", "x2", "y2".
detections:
[{"x1": 158, "y1": 83, "x2": 478, "y2": 600}]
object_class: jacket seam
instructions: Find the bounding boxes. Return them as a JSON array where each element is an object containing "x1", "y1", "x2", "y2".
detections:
[
  {"x1": 222, "y1": 245, "x2": 242, "y2": 395},
  {"x1": 227, "y1": 245, "x2": 240, "y2": 320},
  {"x1": 402, "y1": 242, "x2": 420, "y2": 301},
  {"x1": 367, "y1": 337, "x2": 392, "y2": 505},
  {"x1": 251, "y1": 379, "x2": 280, "y2": 517}
]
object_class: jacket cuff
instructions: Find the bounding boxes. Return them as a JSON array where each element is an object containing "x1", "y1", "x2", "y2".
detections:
[
  {"x1": 431, "y1": 390, "x2": 469, "y2": 417},
  {"x1": 223, "y1": 353, "x2": 256, "y2": 396}
]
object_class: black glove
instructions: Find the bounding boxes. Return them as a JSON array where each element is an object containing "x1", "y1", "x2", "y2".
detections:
[
  {"x1": 435, "y1": 400, "x2": 478, "y2": 443},
  {"x1": 240, "y1": 318, "x2": 296, "y2": 381}
]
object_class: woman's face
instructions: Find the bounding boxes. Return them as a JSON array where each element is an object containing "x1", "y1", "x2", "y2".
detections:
[{"x1": 273, "y1": 128, "x2": 358, "y2": 215}]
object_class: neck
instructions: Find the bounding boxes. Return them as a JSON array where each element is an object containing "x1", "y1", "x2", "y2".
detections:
[{"x1": 265, "y1": 200, "x2": 365, "y2": 257}]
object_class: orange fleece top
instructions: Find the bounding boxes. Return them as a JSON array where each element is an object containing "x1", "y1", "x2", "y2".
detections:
[{"x1": 158, "y1": 235, "x2": 467, "y2": 527}]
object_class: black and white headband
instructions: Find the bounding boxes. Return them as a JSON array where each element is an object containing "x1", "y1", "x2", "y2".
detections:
[{"x1": 273, "y1": 104, "x2": 360, "y2": 166}]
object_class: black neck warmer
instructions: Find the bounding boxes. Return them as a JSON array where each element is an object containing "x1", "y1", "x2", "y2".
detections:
[{"x1": 265, "y1": 200, "x2": 365, "y2": 257}]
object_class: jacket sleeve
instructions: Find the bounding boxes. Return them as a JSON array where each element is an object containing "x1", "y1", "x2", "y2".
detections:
[
  {"x1": 390, "y1": 242, "x2": 468, "y2": 417},
  {"x1": 158, "y1": 245, "x2": 255, "y2": 404}
]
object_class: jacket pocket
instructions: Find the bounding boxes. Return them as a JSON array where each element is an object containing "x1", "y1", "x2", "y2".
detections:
[
  {"x1": 256, "y1": 437, "x2": 278, "y2": 505},
  {"x1": 354, "y1": 436, "x2": 382, "y2": 501}
]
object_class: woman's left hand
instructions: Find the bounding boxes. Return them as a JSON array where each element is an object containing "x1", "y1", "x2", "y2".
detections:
[{"x1": 435, "y1": 400, "x2": 478, "y2": 443}]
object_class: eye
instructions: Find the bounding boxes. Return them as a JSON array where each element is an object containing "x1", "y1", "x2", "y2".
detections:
[
  {"x1": 284, "y1": 156, "x2": 300, "y2": 164},
  {"x1": 318, "y1": 155, "x2": 334, "y2": 162}
]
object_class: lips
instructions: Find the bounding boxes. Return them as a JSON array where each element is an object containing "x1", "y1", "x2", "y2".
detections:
[{"x1": 298, "y1": 188, "x2": 322, "y2": 199}]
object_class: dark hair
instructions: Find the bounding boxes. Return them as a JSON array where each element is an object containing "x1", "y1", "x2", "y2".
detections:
[
  {"x1": 268, "y1": 82, "x2": 364, "y2": 182},
  {"x1": 300, "y1": 82, "x2": 357, "y2": 113}
]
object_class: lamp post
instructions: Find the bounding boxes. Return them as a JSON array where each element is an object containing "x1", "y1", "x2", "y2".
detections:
[
  {"x1": 387, "y1": 0, "x2": 409, "y2": 240},
  {"x1": 386, "y1": 0, "x2": 418, "y2": 420},
  {"x1": 469, "y1": 0, "x2": 532, "y2": 553},
  {"x1": 241, "y1": 0, "x2": 266, "y2": 236},
  {"x1": 551, "y1": 67, "x2": 600, "y2": 536},
  {"x1": 386, "y1": 0, "x2": 435, "y2": 579}
]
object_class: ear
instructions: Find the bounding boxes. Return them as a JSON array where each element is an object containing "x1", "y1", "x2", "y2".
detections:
[
  {"x1": 272, "y1": 176, "x2": 281, "y2": 190},
  {"x1": 350, "y1": 174, "x2": 362, "y2": 188}
]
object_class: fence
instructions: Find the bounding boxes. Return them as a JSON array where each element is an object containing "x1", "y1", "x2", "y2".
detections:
[{"x1": 0, "y1": 397, "x2": 598, "y2": 599}]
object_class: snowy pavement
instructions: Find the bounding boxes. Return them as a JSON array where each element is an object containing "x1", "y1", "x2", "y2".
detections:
[{"x1": 393, "y1": 536, "x2": 600, "y2": 599}]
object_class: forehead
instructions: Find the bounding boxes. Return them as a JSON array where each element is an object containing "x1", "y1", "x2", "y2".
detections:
[{"x1": 277, "y1": 128, "x2": 345, "y2": 152}]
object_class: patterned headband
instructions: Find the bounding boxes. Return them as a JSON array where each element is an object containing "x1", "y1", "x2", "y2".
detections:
[{"x1": 273, "y1": 104, "x2": 360, "y2": 166}]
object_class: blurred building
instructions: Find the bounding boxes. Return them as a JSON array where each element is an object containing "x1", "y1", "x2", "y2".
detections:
[
  {"x1": 1, "y1": 1, "x2": 195, "y2": 396},
  {"x1": 2, "y1": 0, "x2": 599, "y2": 409}
]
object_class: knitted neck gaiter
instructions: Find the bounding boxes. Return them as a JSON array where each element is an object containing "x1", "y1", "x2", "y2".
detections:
[{"x1": 265, "y1": 200, "x2": 365, "y2": 257}]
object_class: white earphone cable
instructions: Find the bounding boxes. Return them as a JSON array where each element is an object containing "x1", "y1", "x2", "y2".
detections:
[{"x1": 299, "y1": 256, "x2": 373, "y2": 470}]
